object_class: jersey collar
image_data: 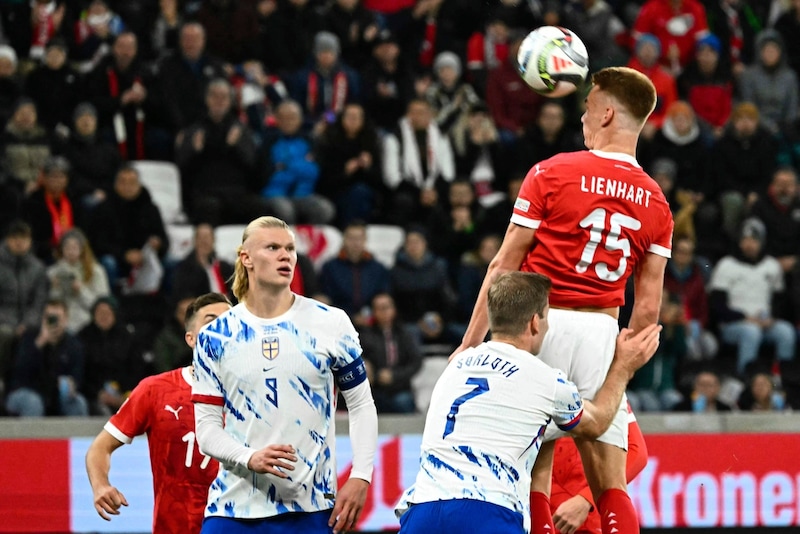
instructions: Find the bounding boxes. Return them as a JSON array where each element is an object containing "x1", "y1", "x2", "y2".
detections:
[
  {"x1": 181, "y1": 366, "x2": 193, "y2": 385},
  {"x1": 589, "y1": 150, "x2": 641, "y2": 168}
]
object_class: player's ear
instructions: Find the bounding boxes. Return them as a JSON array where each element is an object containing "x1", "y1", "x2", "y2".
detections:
[
  {"x1": 529, "y1": 313, "x2": 540, "y2": 336},
  {"x1": 185, "y1": 331, "x2": 195, "y2": 349},
  {"x1": 240, "y1": 248, "x2": 253, "y2": 269},
  {"x1": 601, "y1": 105, "x2": 614, "y2": 127}
]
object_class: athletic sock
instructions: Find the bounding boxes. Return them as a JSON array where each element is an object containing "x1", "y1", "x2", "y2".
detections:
[
  {"x1": 597, "y1": 488, "x2": 639, "y2": 534},
  {"x1": 529, "y1": 491, "x2": 554, "y2": 534}
]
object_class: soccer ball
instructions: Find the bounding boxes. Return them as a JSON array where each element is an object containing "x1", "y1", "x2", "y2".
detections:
[{"x1": 517, "y1": 26, "x2": 589, "y2": 96}]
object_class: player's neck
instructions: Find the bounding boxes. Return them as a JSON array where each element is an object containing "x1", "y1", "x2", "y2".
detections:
[
  {"x1": 592, "y1": 130, "x2": 639, "y2": 157},
  {"x1": 244, "y1": 286, "x2": 296, "y2": 319}
]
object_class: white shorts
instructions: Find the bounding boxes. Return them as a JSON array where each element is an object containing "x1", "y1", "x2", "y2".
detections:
[{"x1": 538, "y1": 308, "x2": 628, "y2": 449}]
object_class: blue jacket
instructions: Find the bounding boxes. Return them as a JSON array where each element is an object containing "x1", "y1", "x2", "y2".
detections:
[
  {"x1": 262, "y1": 135, "x2": 320, "y2": 198},
  {"x1": 320, "y1": 253, "x2": 389, "y2": 317}
]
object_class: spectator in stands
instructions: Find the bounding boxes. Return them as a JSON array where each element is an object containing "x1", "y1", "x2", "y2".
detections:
[
  {"x1": 2, "y1": 98, "x2": 52, "y2": 196},
  {"x1": 485, "y1": 30, "x2": 542, "y2": 147},
  {"x1": 627, "y1": 33, "x2": 678, "y2": 139},
  {"x1": 170, "y1": 223, "x2": 234, "y2": 302},
  {"x1": 0, "y1": 44, "x2": 22, "y2": 130},
  {"x1": 361, "y1": 29, "x2": 414, "y2": 132},
  {"x1": 561, "y1": 0, "x2": 628, "y2": 72},
  {"x1": 737, "y1": 371, "x2": 790, "y2": 411},
  {"x1": 382, "y1": 98, "x2": 455, "y2": 227},
  {"x1": 0, "y1": 221, "x2": 48, "y2": 395},
  {"x1": 425, "y1": 51, "x2": 481, "y2": 137},
  {"x1": 152, "y1": 295, "x2": 194, "y2": 373},
  {"x1": 260, "y1": 100, "x2": 335, "y2": 224},
  {"x1": 6, "y1": 299, "x2": 89, "y2": 417},
  {"x1": 274, "y1": 0, "x2": 325, "y2": 73},
  {"x1": 72, "y1": 0, "x2": 125, "y2": 71},
  {"x1": 289, "y1": 31, "x2": 361, "y2": 133},
  {"x1": 360, "y1": 292, "x2": 422, "y2": 413},
  {"x1": 90, "y1": 165, "x2": 169, "y2": 290},
  {"x1": 234, "y1": 59, "x2": 289, "y2": 146},
  {"x1": 649, "y1": 158, "x2": 698, "y2": 242},
  {"x1": 319, "y1": 220, "x2": 390, "y2": 321},
  {"x1": 28, "y1": 0, "x2": 67, "y2": 61},
  {"x1": 175, "y1": 78, "x2": 268, "y2": 227},
  {"x1": 320, "y1": 0, "x2": 380, "y2": 68},
  {"x1": 47, "y1": 229, "x2": 110, "y2": 334},
  {"x1": 194, "y1": 0, "x2": 259, "y2": 64},
  {"x1": 78, "y1": 296, "x2": 144, "y2": 415},
  {"x1": 632, "y1": 0, "x2": 710, "y2": 74},
  {"x1": 665, "y1": 235, "x2": 718, "y2": 360},
  {"x1": 24, "y1": 37, "x2": 80, "y2": 131},
  {"x1": 773, "y1": 0, "x2": 800, "y2": 79},
  {"x1": 516, "y1": 100, "x2": 583, "y2": 175},
  {"x1": 23, "y1": 156, "x2": 78, "y2": 264},
  {"x1": 390, "y1": 225, "x2": 459, "y2": 349},
  {"x1": 710, "y1": 102, "x2": 778, "y2": 242},
  {"x1": 316, "y1": 103, "x2": 384, "y2": 227},
  {"x1": 750, "y1": 167, "x2": 800, "y2": 275},
  {"x1": 56, "y1": 102, "x2": 120, "y2": 210},
  {"x1": 676, "y1": 34, "x2": 732, "y2": 139},
  {"x1": 738, "y1": 29, "x2": 798, "y2": 137},
  {"x1": 673, "y1": 369, "x2": 733, "y2": 412},
  {"x1": 455, "y1": 233, "x2": 500, "y2": 324},
  {"x1": 155, "y1": 22, "x2": 227, "y2": 134},
  {"x1": 627, "y1": 291, "x2": 685, "y2": 412},
  {"x1": 149, "y1": 0, "x2": 183, "y2": 61},
  {"x1": 449, "y1": 101, "x2": 506, "y2": 204},
  {"x1": 465, "y1": 13, "x2": 511, "y2": 94},
  {"x1": 702, "y1": 0, "x2": 765, "y2": 71},
  {"x1": 709, "y1": 218, "x2": 796, "y2": 375},
  {"x1": 84, "y1": 31, "x2": 160, "y2": 161}
]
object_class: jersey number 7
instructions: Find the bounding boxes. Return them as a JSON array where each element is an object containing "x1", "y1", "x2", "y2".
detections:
[
  {"x1": 443, "y1": 377, "x2": 490, "y2": 439},
  {"x1": 576, "y1": 208, "x2": 641, "y2": 282}
]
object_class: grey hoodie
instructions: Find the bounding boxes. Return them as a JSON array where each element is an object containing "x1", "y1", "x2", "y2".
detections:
[{"x1": 738, "y1": 29, "x2": 799, "y2": 134}]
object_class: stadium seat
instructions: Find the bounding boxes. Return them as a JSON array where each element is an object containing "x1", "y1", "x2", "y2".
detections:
[
  {"x1": 131, "y1": 160, "x2": 187, "y2": 224},
  {"x1": 292, "y1": 225, "x2": 342, "y2": 270},
  {"x1": 365, "y1": 224, "x2": 404, "y2": 268},
  {"x1": 214, "y1": 224, "x2": 247, "y2": 265},
  {"x1": 411, "y1": 356, "x2": 449, "y2": 414},
  {"x1": 165, "y1": 224, "x2": 195, "y2": 263}
]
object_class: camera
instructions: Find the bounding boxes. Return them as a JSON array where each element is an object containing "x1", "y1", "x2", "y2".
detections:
[{"x1": 46, "y1": 314, "x2": 60, "y2": 327}]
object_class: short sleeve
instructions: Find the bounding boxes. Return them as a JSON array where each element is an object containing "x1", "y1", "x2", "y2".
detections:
[
  {"x1": 648, "y1": 205, "x2": 674, "y2": 258},
  {"x1": 192, "y1": 330, "x2": 225, "y2": 406},
  {"x1": 510, "y1": 162, "x2": 552, "y2": 229},
  {"x1": 551, "y1": 372, "x2": 584, "y2": 431},
  {"x1": 106, "y1": 383, "x2": 152, "y2": 443},
  {"x1": 330, "y1": 310, "x2": 368, "y2": 391}
]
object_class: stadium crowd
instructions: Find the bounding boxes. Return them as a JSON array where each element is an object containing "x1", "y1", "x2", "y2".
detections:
[{"x1": 1, "y1": 0, "x2": 800, "y2": 416}]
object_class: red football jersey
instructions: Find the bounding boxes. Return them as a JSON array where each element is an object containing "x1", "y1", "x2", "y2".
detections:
[
  {"x1": 106, "y1": 368, "x2": 219, "y2": 534},
  {"x1": 512, "y1": 150, "x2": 673, "y2": 308}
]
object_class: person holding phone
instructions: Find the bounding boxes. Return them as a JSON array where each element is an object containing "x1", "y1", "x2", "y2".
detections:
[{"x1": 5, "y1": 299, "x2": 88, "y2": 416}]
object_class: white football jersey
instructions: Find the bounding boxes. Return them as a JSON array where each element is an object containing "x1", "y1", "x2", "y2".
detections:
[
  {"x1": 192, "y1": 297, "x2": 367, "y2": 519},
  {"x1": 395, "y1": 341, "x2": 583, "y2": 533}
]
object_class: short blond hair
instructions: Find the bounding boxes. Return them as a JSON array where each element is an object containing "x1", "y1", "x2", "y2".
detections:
[
  {"x1": 231, "y1": 216, "x2": 293, "y2": 302},
  {"x1": 592, "y1": 67, "x2": 657, "y2": 124}
]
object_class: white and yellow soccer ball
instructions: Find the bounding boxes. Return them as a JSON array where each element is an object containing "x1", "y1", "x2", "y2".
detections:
[{"x1": 517, "y1": 26, "x2": 589, "y2": 97}]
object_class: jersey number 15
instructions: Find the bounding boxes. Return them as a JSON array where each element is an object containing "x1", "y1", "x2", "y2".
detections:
[{"x1": 576, "y1": 208, "x2": 641, "y2": 282}]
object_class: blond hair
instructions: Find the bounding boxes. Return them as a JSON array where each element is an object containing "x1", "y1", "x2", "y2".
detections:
[
  {"x1": 231, "y1": 216, "x2": 292, "y2": 302},
  {"x1": 592, "y1": 67, "x2": 657, "y2": 124}
]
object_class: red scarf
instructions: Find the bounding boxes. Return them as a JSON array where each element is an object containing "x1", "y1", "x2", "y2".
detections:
[
  {"x1": 307, "y1": 70, "x2": 348, "y2": 117},
  {"x1": 107, "y1": 67, "x2": 146, "y2": 160},
  {"x1": 209, "y1": 260, "x2": 227, "y2": 294},
  {"x1": 290, "y1": 263, "x2": 305, "y2": 295},
  {"x1": 44, "y1": 193, "x2": 74, "y2": 246}
]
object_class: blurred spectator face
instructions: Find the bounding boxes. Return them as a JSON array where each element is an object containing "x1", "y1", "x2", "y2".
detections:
[
  {"x1": 75, "y1": 112, "x2": 97, "y2": 137},
  {"x1": 407, "y1": 101, "x2": 432, "y2": 130},
  {"x1": 61, "y1": 234, "x2": 82, "y2": 263},
  {"x1": 5, "y1": 232, "x2": 32, "y2": 257},
  {"x1": 0, "y1": 57, "x2": 14, "y2": 77},
  {"x1": 12, "y1": 103, "x2": 37, "y2": 131},
  {"x1": 694, "y1": 371, "x2": 721, "y2": 401},
  {"x1": 733, "y1": 113, "x2": 758, "y2": 138},
  {"x1": 44, "y1": 45, "x2": 67, "y2": 70},
  {"x1": 760, "y1": 41, "x2": 781, "y2": 68},
  {"x1": 42, "y1": 302, "x2": 68, "y2": 335},
  {"x1": 486, "y1": 20, "x2": 509, "y2": 42},
  {"x1": 696, "y1": 44, "x2": 718, "y2": 74},
  {"x1": 316, "y1": 50, "x2": 338, "y2": 71},
  {"x1": 206, "y1": 82, "x2": 232, "y2": 120},
  {"x1": 373, "y1": 40, "x2": 399, "y2": 64},
  {"x1": 115, "y1": 168, "x2": 142, "y2": 200},
  {"x1": 751, "y1": 373, "x2": 774, "y2": 405},
  {"x1": 478, "y1": 235, "x2": 501, "y2": 264},
  {"x1": 538, "y1": 103, "x2": 564, "y2": 137},
  {"x1": 194, "y1": 223, "x2": 215, "y2": 258},
  {"x1": 336, "y1": 0, "x2": 359, "y2": 11},
  {"x1": 449, "y1": 182, "x2": 474, "y2": 208},
  {"x1": 652, "y1": 170, "x2": 674, "y2": 196},
  {"x1": 403, "y1": 231, "x2": 427, "y2": 261},
  {"x1": 670, "y1": 108, "x2": 695, "y2": 136},
  {"x1": 670, "y1": 237, "x2": 695, "y2": 270},
  {"x1": 436, "y1": 65, "x2": 458, "y2": 88},
  {"x1": 771, "y1": 169, "x2": 797, "y2": 206},
  {"x1": 256, "y1": 0, "x2": 278, "y2": 16},
  {"x1": 276, "y1": 102, "x2": 302, "y2": 136},
  {"x1": 371, "y1": 293, "x2": 396, "y2": 328},
  {"x1": 342, "y1": 104, "x2": 364, "y2": 136},
  {"x1": 93, "y1": 301, "x2": 116, "y2": 331},
  {"x1": 112, "y1": 33, "x2": 138, "y2": 70},
  {"x1": 180, "y1": 24, "x2": 205, "y2": 61},
  {"x1": 739, "y1": 235, "x2": 762, "y2": 260},
  {"x1": 175, "y1": 296, "x2": 194, "y2": 324},
  {"x1": 636, "y1": 40, "x2": 659, "y2": 68},
  {"x1": 342, "y1": 225, "x2": 367, "y2": 260},
  {"x1": 289, "y1": 0, "x2": 308, "y2": 7},
  {"x1": 43, "y1": 168, "x2": 69, "y2": 196}
]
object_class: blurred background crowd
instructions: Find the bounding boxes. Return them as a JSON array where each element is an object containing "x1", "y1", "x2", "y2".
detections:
[{"x1": 1, "y1": 0, "x2": 800, "y2": 418}]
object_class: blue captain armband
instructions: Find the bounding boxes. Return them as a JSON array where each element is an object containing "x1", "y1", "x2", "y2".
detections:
[{"x1": 334, "y1": 357, "x2": 368, "y2": 390}]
